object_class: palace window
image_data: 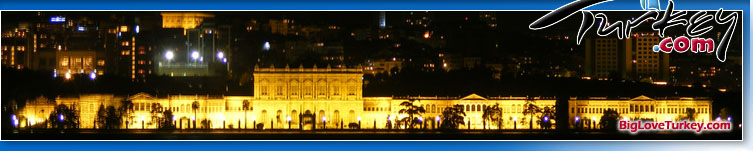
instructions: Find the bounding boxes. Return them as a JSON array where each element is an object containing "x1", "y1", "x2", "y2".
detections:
[
  {"x1": 261, "y1": 86, "x2": 269, "y2": 96},
  {"x1": 276, "y1": 85, "x2": 284, "y2": 96},
  {"x1": 332, "y1": 86, "x2": 340, "y2": 96},
  {"x1": 60, "y1": 56, "x2": 69, "y2": 67},
  {"x1": 290, "y1": 80, "x2": 299, "y2": 96}
]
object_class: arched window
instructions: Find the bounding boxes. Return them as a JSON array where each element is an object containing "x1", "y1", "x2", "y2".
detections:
[
  {"x1": 260, "y1": 80, "x2": 269, "y2": 96},
  {"x1": 276, "y1": 110, "x2": 283, "y2": 127},
  {"x1": 289, "y1": 80, "x2": 299, "y2": 97},
  {"x1": 349, "y1": 110, "x2": 356, "y2": 123},
  {"x1": 317, "y1": 79, "x2": 327, "y2": 96},
  {"x1": 331, "y1": 80, "x2": 340, "y2": 96},
  {"x1": 276, "y1": 79, "x2": 285, "y2": 96},
  {"x1": 347, "y1": 79, "x2": 357, "y2": 96},
  {"x1": 291, "y1": 110, "x2": 298, "y2": 125},
  {"x1": 261, "y1": 110, "x2": 268, "y2": 125},
  {"x1": 303, "y1": 80, "x2": 313, "y2": 97},
  {"x1": 333, "y1": 110, "x2": 340, "y2": 126},
  {"x1": 316, "y1": 110, "x2": 331, "y2": 127}
]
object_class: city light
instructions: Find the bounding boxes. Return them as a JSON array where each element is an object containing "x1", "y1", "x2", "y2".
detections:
[
  {"x1": 89, "y1": 72, "x2": 96, "y2": 80},
  {"x1": 512, "y1": 117, "x2": 517, "y2": 121},
  {"x1": 222, "y1": 58, "x2": 227, "y2": 63},
  {"x1": 59, "y1": 114, "x2": 64, "y2": 121},
  {"x1": 727, "y1": 116, "x2": 732, "y2": 121},
  {"x1": 77, "y1": 26, "x2": 85, "y2": 32},
  {"x1": 357, "y1": 116, "x2": 361, "y2": 121},
  {"x1": 716, "y1": 116, "x2": 721, "y2": 122},
  {"x1": 135, "y1": 25, "x2": 140, "y2": 34},
  {"x1": 64, "y1": 72, "x2": 71, "y2": 80},
  {"x1": 263, "y1": 41, "x2": 271, "y2": 51},
  {"x1": 164, "y1": 51, "x2": 174, "y2": 60},
  {"x1": 418, "y1": 116, "x2": 423, "y2": 122},
  {"x1": 11, "y1": 114, "x2": 18, "y2": 127},
  {"x1": 543, "y1": 116, "x2": 549, "y2": 122},
  {"x1": 322, "y1": 116, "x2": 326, "y2": 122},
  {"x1": 287, "y1": 116, "x2": 291, "y2": 122},
  {"x1": 388, "y1": 116, "x2": 393, "y2": 121},
  {"x1": 423, "y1": 31, "x2": 430, "y2": 39},
  {"x1": 50, "y1": 16, "x2": 65, "y2": 23},
  {"x1": 435, "y1": 116, "x2": 440, "y2": 122},
  {"x1": 216, "y1": 51, "x2": 224, "y2": 59},
  {"x1": 191, "y1": 51, "x2": 200, "y2": 60},
  {"x1": 652, "y1": 81, "x2": 668, "y2": 85},
  {"x1": 173, "y1": 115, "x2": 177, "y2": 121},
  {"x1": 575, "y1": 116, "x2": 580, "y2": 122}
]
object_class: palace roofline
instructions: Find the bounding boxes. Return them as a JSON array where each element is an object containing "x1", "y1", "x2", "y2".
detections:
[
  {"x1": 253, "y1": 64, "x2": 363, "y2": 73},
  {"x1": 44, "y1": 93, "x2": 705, "y2": 101}
]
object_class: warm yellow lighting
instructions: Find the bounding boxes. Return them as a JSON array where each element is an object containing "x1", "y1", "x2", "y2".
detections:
[{"x1": 652, "y1": 81, "x2": 668, "y2": 85}]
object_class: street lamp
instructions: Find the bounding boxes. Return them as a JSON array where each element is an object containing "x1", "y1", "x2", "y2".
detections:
[
  {"x1": 216, "y1": 51, "x2": 224, "y2": 59},
  {"x1": 322, "y1": 116, "x2": 327, "y2": 129},
  {"x1": 89, "y1": 72, "x2": 96, "y2": 80},
  {"x1": 165, "y1": 51, "x2": 174, "y2": 60},
  {"x1": 59, "y1": 114, "x2": 64, "y2": 122},
  {"x1": 357, "y1": 116, "x2": 362, "y2": 129},
  {"x1": 191, "y1": 51, "x2": 200, "y2": 60},
  {"x1": 263, "y1": 41, "x2": 271, "y2": 51},
  {"x1": 287, "y1": 116, "x2": 291, "y2": 129},
  {"x1": 11, "y1": 114, "x2": 18, "y2": 127},
  {"x1": 543, "y1": 116, "x2": 549, "y2": 122}
]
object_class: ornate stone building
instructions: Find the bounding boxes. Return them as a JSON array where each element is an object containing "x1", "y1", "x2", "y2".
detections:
[{"x1": 13, "y1": 67, "x2": 712, "y2": 130}]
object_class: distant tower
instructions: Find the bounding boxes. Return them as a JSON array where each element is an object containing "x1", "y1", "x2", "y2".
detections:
[{"x1": 379, "y1": 11, "x2": 386, "y2": 29}]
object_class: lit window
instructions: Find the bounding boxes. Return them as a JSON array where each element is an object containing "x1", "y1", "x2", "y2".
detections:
[
  {"x1": 120, "y1": 26, "x2": 128, "y2": 32},
  {"x1": 60, "y1": 56, "x2": 69, "y2": 67}
]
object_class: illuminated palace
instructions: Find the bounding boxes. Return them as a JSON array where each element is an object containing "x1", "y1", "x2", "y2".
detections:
[{"x1": 15, "y1": 66, "x2": 712, "y2": 130}]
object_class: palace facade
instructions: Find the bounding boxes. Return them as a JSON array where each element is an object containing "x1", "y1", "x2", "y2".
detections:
[{"x1": 14, "y1": 67, "x2": 712, "y2": 130}]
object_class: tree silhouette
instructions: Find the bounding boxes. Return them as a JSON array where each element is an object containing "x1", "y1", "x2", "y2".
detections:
[
  {"x1": 48, "y1": 104, "x2": 79, "y2": 130},
  {"x1": 95, "y1": 104, "x2": 106, "y2": 129},
  {"x1": 192, "y1": 101, "x2": 200, "y2": 129},
  {"x1": 398, "y1": 99, "x2": 425, "y2": 129},
  {"x1": 439, "y1": 105, "x2": 466, "y2": 130},
  {"x1": 539, "y1": 106, "x2": 555, "y2": 130},
  {"x1": 522, "y1": 99, "x2": 541, "y2": 130},
  {"x1": 150, "y1": 103, "x2": 164, "y2": 128},
  {"x1": 160, "y1": 110, "x2": 175, "y2": 130},
  {"x1": 242, "y1": 100, "x2": 250, "y2": 129},
  {"x1": 482, "y1": 103, "x2": 503, "y2": 129},
  {"x1": 680, "y1": 108, "x2": 697, "y2": 121},
  {"x1": 104, "y1": 106, "x2": 122, "y2": 130},
  {"x1": 599, "y1": 109, "x2": 620, "y2": 131},
  {"x1": 119, "y1": 100, "x2": 134, "y2": 129}
]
